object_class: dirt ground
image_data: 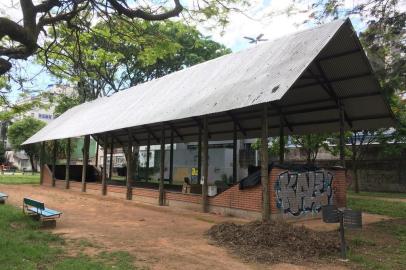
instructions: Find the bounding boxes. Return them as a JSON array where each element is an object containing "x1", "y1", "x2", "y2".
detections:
[{"x1": 1, "y1": 184, "x2": 354, "y2": 270}]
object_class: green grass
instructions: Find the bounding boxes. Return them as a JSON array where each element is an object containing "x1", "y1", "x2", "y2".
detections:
[
  {"x1": 346, "y1": 194, "x2": 406, "y2": 269},
  {"x1": 347, "y1": 197, "x2": 406, "y2": 218},
  {"x1": 348, "y1": 219, "x2": 406, "y2": 270},
  {"x1": 348, "y1": 190, "x2": 406, "y2": 199},
  {"x1": 0, "y1": 173, "x2": 40, "y2": 185},
  {"x1": 0, "y1": 204, "x2": 143, "y2": 270}
]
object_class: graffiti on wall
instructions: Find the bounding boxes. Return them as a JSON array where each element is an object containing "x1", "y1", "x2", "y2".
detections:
[{"x1": 275, "y1": 170, "x2": 334, "y2": 216}]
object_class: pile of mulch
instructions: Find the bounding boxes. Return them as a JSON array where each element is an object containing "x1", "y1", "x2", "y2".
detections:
[{"x1": 206, "y1": 220, "x2": 340, "y2": 264}]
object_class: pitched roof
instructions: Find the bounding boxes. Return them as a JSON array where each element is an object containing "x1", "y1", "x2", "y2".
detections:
[{"x1": 24, "y1": 19, "x2": 395, "y2": 145}]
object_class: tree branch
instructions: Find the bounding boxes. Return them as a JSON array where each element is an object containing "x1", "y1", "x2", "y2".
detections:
[{"x1": 107, "y1": 0, "x2": 183, "y2": 20}]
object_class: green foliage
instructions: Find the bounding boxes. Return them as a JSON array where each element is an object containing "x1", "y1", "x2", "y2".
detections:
[
  {"x1": 291, "y1": 134, "x2": 329, "y2": 164},
  {"x1": 38, "y1": 17, "x2": 231, "y2": 101},
  {"x1": 7, "y1": 117, "x2": 46, "y2": 171},
  {"x1": 251, "y1": 137, "x2": 288, "y2": 160},
  {"x1": 53, "y1": 95, "x2": 81, "y2": 117},
  {"x1": 7, "y1": 117, "x2": 45, "y2": 151},
  {"x1": 0, "y1": 142, "x2": 5, "y2": 164}
]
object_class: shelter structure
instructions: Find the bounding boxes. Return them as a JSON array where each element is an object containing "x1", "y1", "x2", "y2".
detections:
[{"x1": 24, "y1": 19, "x2": 396, "y2": 220}]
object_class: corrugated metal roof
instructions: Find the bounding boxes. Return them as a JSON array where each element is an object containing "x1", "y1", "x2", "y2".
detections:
[{"x1": 23, "y1": 19, "x2": 396, "y2": 146}]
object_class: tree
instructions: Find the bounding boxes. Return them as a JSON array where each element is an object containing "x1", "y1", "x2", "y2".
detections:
[
  {"x1": 291, "y1": 134, "x2": 329, "y2": 165},
  {"x1": 38, "y1": 18, "x2": 231, "y2": 99},
  {"x1": 303, "y1": 0, "x2": 406, "y2": 191},
  {"x1": 7, "y1": 117, "x2": 45, "y2": 172},
  {"x1": 0, "y1": 0, "x2": 247, "y2": 77}
]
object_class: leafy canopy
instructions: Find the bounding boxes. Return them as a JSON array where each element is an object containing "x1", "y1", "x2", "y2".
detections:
[{"x1": 39, "y1": 18, "x2": 232, "y2": 100}]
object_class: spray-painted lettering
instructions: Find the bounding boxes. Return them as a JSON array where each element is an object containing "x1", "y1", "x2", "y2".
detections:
[{"x1": 275, "y1": 170, "x2": 333, "y2": 216}]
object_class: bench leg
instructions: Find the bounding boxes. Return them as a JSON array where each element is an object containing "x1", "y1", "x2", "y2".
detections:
[
  {"x1": 41, "y1": 219, "x2": 57, "y2": 229},
  {"x1": 29, "y1": 214, "x2": 41, "y2": 221},
  {"x1": 0, "y1": 199, "x2": 5, "y2": 204}
]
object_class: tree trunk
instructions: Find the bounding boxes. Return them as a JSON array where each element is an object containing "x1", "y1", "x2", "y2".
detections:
[
  {"x1": 353, "y1": 165, "x2": 360, "y2": 193},
  {"x1": 28, "y1": 154, "x2": 37, "y2": 173},
  {"x1": 306, "y1": 151, "x2": 311, "y2": 165}
]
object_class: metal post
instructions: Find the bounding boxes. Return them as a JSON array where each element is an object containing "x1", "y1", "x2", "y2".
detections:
[
  {"x1": 261, "y1": 104, "x2": 270, "y2": 221},
  {"x1": 279, "y1": 114, "x2": 285, "y2": 164},
  {"x1": 52, "y1": 140, "x2": 57, "y2": 187},
  {"x1": 339, "y1": 211, "x2": 347, "y2": 259},
  {"x1": 197, "y1": 126, "x2": 202, "y2": 184},
  {"x1": 40, "y1": 142, "x2": 45, "y2": 185},
  {"x1": 109, "y1": 136, "x2": 114, "y2": 181},
  {"x1": 81, "y1": 135, "x2": 90, "y2": 192},
  {"x1": 126, "y1": 131, "x2": 133, "y2": 200},
  {"x1": 233, "y1": 123, "x2": 237, "y2": 183},
  {"x1": 65, "y1": 138, "x2": 71, "y2": 189},
  {"x1": 202, "y1": 116, "x2": 209, "y2": 213},
  {"x1": 146, "y1": 134, "x2": 150, "y2": 182},
  {"x1": 169, "y1": 130, "x2": 174, "y2": 184},
  {"x1": 339, "y1": 102, "x2": 346, "y2": 167},
  {"x1": 159, "y1": 125, "x2": 165, "y2": 206}
]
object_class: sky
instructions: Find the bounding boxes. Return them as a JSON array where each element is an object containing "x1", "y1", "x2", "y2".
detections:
[{"x1": 1, "y1": 0, "x2": 403, "y2": 101}]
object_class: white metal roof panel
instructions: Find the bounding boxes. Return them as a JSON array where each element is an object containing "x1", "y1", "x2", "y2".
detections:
[{"x1": 24, "y1": 19, "x2": 396, "y2": 145}]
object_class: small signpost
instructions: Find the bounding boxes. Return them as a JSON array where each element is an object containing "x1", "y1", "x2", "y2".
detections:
[{"x1": 322, "y1": 205, "x2": 362, "y2": 260}]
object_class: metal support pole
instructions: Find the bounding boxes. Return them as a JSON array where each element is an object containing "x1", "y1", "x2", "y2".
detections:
[
  {"x1": 52, "y1": 140, "x2": 57, "y2": 187},
  {"x1": 261, "y1": 104, "x2": 270, "y2": 221},
  {"x1": 109, "y1": 136, "x2": 114, "y2": 181},
  {"x1": 126, "y1": 131, "x2": 133, "y2": 200},
  {"x1": 233, "y1": 123, "x2": 237, "y2": 183},
  {"x1": 81, "y1": 135, "x2": 90, "y2": 192},
  {"x1": 159, "y1": 125, "x2": 165, "y2": 206},
  {"x1": 40, "y1": 142, "x2": 45, "y2": 185},
  {"x1": 197, "y1": 126, "x2": 202, "y2": 184},
  {"x1": 169, "y1": 130, "x2": 174, "y2": 184},
  {"x1": 65, "y1": 138, "x2": 71, "y2": 189},
  {"x1": 202, "y1": 116, "x2": 209, "y2": 213},
  {"x1": 339, "y1": 212, "x2": 347, "y2": 259},
  {"x1": 339, "y1": 102, "x2": 346, "y2": 167},
  {"x1": 146, "y1": 134, "x2": 150, "y2": 182},
  {"x1": 279, "y1": 114, "x2": 285, "y2": 164}
]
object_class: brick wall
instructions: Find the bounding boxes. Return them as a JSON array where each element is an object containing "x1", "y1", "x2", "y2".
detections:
[{"x1": 41, "y1": 165, "x2": 347, "y2": 218}]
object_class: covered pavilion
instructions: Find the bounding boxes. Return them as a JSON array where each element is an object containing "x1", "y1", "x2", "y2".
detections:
[{"x1": 24, "y1": 19, "x2": 396, "y2": 220}]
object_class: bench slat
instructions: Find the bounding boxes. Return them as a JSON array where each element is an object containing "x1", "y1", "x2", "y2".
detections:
[{"x1": 27, "y1": 207, "x2": 61, "y2": 218}]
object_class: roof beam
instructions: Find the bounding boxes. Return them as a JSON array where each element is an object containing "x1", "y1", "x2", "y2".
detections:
[
  {"x1": 126, "y1": 128, "x2": 140, "y2": 145},
  {"x1": 317, "y1": 48, "x2": 361, "y2": 62},
  {"x1": 272, "y1": 103, "x2": 293, "y2": 132},
  {"x1": 310, "y1": 64, "x2": 353, "y2": 128},
  {"x1": 167, "y1": 123, "x2": 184, "y2": 141},
  {"x1": 294, "y1": 71, "x2": 372, "y2": 89},
  {"x1": 193, "y1": 117, "x2": 212, "y2": 139},
  {"x1": 143, "y1": 125, "x2": 160, "y2": 143},
  {"x1": 227, "y1": 111, "x2": 247, "y2": 137}
]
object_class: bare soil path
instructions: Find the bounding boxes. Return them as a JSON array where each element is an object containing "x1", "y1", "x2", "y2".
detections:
[{"x1": 1, "y1": 184, "x2": 348, "y2": 270}]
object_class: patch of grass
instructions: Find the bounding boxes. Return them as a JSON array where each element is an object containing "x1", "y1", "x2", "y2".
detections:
[
  {"x1": 350, "y1": 236, "x2": 376, "y2": 247},
  {"x1": 346, "y1": 219, "x2": 406, "y2": 270},
  {"x1": 348, "y1": 191, "x2": 406, "y2": 199},
  {"x1": 348, "y1": 252, "x2": 388, "y2": 270},
  {"x1": 347, "y1": 197, "x2": 406, "y2": 218},
  {"x1": 0, "y1": 173, "x2": 40, "y2": 185},
  {"x1": 0, "y1": 204, "x2": 143, "y2": 269}
]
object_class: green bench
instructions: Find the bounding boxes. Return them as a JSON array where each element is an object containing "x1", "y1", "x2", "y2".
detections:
[
  {"x1": 0, "y1": 192, "x2": 7, "y2": 204},
  {"x1": 23, "y1": 198, "x2": 62, "y2": 227}
]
